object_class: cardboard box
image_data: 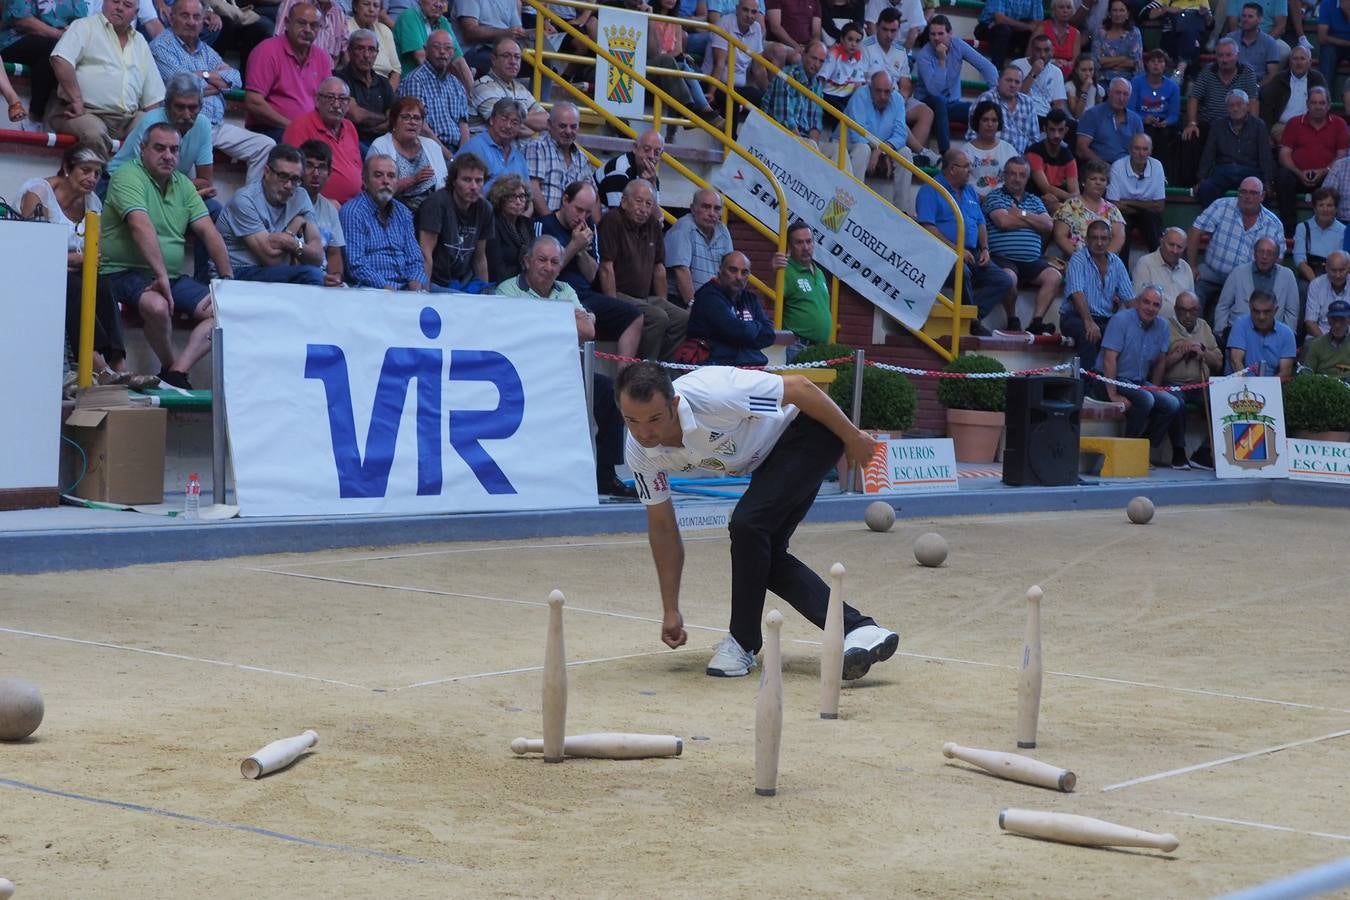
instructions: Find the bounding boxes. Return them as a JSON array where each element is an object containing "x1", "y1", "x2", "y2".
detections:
[{"x1": 64, "y1": 399, "x2": 167, "y2": 505}]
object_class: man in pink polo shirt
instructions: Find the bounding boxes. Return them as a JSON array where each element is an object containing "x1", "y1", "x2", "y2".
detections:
[
  {"x1": 244, "y1": 2, "x2": 332, "y2": 141},
  {"x1": 282, "y1": 76, "x2": 364, "y2": 203}
]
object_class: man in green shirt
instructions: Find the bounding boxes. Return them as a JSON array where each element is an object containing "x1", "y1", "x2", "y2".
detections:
[
  {"x1": 98, "y1": 121, "x2": 233, "y2": 390},
  {"x1": 772, "y1": 220, "x2": 832, "y2": 361},
  {"x1": 1303, "y1": 300, "x2": 1350, "y2": 379}
]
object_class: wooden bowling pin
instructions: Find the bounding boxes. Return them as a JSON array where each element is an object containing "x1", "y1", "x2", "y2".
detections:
[
  {"x1": 820, "y1": 562, "x2": 846, "y2": 720},
  {"x1": 510, "y1": 733, "x2": 683, "y2": 759},
  {"x1": 942, "y1": 742, "x2": 1076, "y2": 792},
  {"x1": 999, "y1": 808, "x2": 1179, "y2": 852},
  {"x1": 1017, "y1": 586, "x2": 1043, "y2": 749},
  {"x1": 755, "y1": 610, "x2": 784, "y2": 796},
  {"x1": 241, "y1": 730, "x2": 318, "y2": 779},
  {"x1": 542, "y1": 590, "x2": 568, "y2": 763}
]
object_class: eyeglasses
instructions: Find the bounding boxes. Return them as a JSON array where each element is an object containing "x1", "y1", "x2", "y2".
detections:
[
  {"x1": 317, "y1": 92, "x2": 350, "y2": 102},
  {"x1": 267, "y1": 166, "x2": 303, "y2": 185},
  {"x1": 509, "y1": 191, "x2": 530, "y2": 200},
  {"x1": 397, "y1": 113, "x2": 424, "y2": 122}
]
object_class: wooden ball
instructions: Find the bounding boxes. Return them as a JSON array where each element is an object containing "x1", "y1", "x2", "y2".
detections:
[
  {"x1": 1126, "y1": 496, "x2": 1155, "y2": 525},
  {"x1": 864, "y1": 501, "x2": 896, "y2": 532},
  {"x1": 0, "y1": 678, "x2": 43, "y2": 741},
  {"x1": 0, "y1": 876, "x2": 14, "y2": 899},
  {"x1": 914, "y1": 532, "x2": 948, "y2": 567}
]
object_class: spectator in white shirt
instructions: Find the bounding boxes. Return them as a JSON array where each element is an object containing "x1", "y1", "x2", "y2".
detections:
[
  {"x1": 1010, "y1": 33, "x2": 1068, "y2": 119},
  {"x1": 1106, "y1": 132, "x2": 1165, "y2": 263}
]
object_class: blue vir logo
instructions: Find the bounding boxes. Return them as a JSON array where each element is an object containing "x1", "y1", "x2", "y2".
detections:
[{"x1": 304, "y1": 306, "x2": 524, "y2": 498}]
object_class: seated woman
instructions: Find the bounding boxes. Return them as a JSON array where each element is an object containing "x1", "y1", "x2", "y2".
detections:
[
  {"x1": 1036, "y1": 0, "x2": 1081, "y2": 78},
  {"x1": 20, "y1": 145, "x2": 156, "y2": 388},
  {"x1": 962, "y1": 100, "x2": 1018, "y2": 198},
  {"x1": 1092, "y1": 0, "x2": 1143, "y2": 85},
  {"x1": 485, "y1": 173, "x2": 533, "y2": 282},
  {"x1": 368, "y1": 96, "x2": 447, "y2": 211},
  {"x1": 1297, "y1": 187, "x2": 1345, "y2": 306},
  {"x1": 1051, "y1": 159, "x2": 1126, "y2": 256}
]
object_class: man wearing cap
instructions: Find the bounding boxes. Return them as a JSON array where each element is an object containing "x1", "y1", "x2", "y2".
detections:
[{"x1": 1302, "y1": 298, "x2": 1350, "y2": 377}]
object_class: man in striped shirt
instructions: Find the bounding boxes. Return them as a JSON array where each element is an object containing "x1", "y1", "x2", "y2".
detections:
[
  {"x1": 339, "y1": 153, "x2": 427, "y2": 289},
  {"x1": 984, "y1": 156, "x2": 1059, "y2": 333}
]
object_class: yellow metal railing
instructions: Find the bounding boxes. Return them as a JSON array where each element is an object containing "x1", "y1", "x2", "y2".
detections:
[
  {"x1": 529, "y1": 1, "x2": 789, "y2": 318},
  {"x1": 77, "y1": 209, "x2": 100, "y2": 388},
  {"x1": 526, "y1": 0, "x2": 969, "y2": 357}
]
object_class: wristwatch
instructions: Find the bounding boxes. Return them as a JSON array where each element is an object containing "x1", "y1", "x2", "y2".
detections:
[{"x1": 1019, "y1": 208, "x2": 1027, "y2": 218}]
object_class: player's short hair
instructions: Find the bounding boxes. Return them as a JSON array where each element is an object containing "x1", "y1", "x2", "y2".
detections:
[{"x1": 616, "y1": 361, "x2": 675, "y2": 405}]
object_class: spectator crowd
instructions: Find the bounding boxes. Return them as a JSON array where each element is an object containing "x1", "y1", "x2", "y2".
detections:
[{"x1": 7, "y1": 0, "x2": 1350, "y2": 496}]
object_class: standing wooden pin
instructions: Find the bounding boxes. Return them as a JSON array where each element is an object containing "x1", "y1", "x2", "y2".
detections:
[
  {"x1": 755, "y1": 609, "x2": 784, "y2": 796},
  {"x1": 542, "y1": 589, "x2": 568, "y2": 763},
  {"x1": 820, "y1": 562, "x2": 846, "y2": 719},
  {"x1": 1017, "y1": 585, "x2": 1043, "y2": 749}
]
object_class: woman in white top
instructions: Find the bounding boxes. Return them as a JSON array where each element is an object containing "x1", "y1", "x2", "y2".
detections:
[
  {"x1": 963, "y1": 100, "x2": 1019, "y2": 198},
  {"x1": 19, "y1": 145, "x2": 152, "y2": 387},
  {"x1": 368, "y1": 95, "x2": 447, "y2": 211}
]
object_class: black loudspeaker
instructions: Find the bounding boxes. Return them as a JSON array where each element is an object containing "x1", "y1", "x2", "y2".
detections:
[{"x1": 1002, "y1": 376, "x2": 1083, "y2": 486}]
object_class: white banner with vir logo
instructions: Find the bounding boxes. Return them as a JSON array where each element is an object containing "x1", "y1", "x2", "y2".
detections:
[
  {"x1": 712, "y1": 110, "x2": 957, "y2": 334},
  {"x1": 215, "y1": 282, "x2": 598, "y2": 516}
]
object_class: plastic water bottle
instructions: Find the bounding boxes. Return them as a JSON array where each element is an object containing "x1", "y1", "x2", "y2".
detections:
[{"x1": 184, "y1": 472, "x2": 201, "y2": 519}]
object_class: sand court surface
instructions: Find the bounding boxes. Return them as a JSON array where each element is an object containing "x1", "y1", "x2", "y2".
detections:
[{"x1": 1, "y1": 502, "x2": 1347, "y2": 897}]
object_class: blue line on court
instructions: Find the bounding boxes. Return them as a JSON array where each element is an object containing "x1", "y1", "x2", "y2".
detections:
[{"x1": 0, "y1": 776, "x2": 427, "y2": 865}]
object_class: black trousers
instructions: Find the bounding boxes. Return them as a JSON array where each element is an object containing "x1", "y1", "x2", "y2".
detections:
[
  {"x1": 4, "y1": 34, "x2": 58, "y2": 120},
  {"x1": 71, "y1": 273, "x2": 126, "y2": 364},
  {"x1": 591, "y1": 372, "x2": 623, "y2": 470},
  {"x1": 974, "y1": 21, "x2": 1029, "y2": 70},
  {"x1": 1120, "y1": 208, "x2": 1163, "y2": 257},
  {"x1": 728, "y1": 414, "x2": 875, "y2": 653}
]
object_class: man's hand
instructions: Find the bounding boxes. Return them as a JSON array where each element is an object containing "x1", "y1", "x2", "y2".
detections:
[
  {"x1": 661, "y1": 609, "x2": 687, "y2": 648},
  {"x1": 152, "y1": 273, "x2": 174, "y2": 305},
  {"x1": 268, "y1": 232, "x2": 298, "y2": 255},
  {"x1": 63, "y1": 96, "x2": 84, "y2": 119},
  {"x1": 1181, "y1": 122, "x2": 1199, "y2": 140},
  {"x1": 569, "y1": 219, "x2": 593, "y2": 250},
  {"x1": 933, "y1": 40, "x2": 947, "y2": 61},
  {"x1": 324, "y1": 271, "x2": 344, "y2": 287},
  {"x1": 1085, "y1": 320, "x2": 1102, "y2": 344},
  {"x1": 772, "y1": 251, "x2": 788, "y2": 269},
  {"x1": 976, "y1": 247, "x2": 990, "y2": 266},
  {"x1": 1107, "y1": 392, "x2": 1131, "y2": 410},
  {"x1": 962, "y1": 247, "x2": 976, "y2": 265},
  {"x1": 843, "y1": 428, "x2": 879, "y2": 469}
]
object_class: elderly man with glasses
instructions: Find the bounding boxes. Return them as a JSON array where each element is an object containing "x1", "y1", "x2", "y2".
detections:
[{"x1": 282, "y1": 75, "x2": 364, "y2": 202}]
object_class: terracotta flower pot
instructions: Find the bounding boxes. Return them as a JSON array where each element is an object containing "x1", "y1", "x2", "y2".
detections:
[{"x1": 945, "y1": 408, "x2": 1005, "y2": 463}]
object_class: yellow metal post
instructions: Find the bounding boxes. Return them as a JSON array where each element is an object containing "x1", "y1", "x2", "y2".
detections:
[{"x1": 77, "y1": 209, "x2": 101, "y2": 388}]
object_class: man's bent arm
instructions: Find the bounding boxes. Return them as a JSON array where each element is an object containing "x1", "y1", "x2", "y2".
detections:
[{"x1": 782, "y1": 374, "x2": 875, "y2": 465}]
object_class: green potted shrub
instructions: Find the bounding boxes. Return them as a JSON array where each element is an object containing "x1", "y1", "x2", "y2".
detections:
[
  {"x1": 1283, "y1": 373, "x2": 1350, "y2": 441},
  {"x1": 936, "y1": 353, "x2": 1008, "y2": 463},
  {"x1": 795, "y1": 344, "x2": 917, "y2": 488}
]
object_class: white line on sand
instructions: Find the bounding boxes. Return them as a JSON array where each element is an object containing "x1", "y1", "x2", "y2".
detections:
[
  {"x1": 1164, "y1": 810, "x2": 1350, "y2": 842},
  {"x1": 243, "y1": 568, "x2": 727, "y2": 633},
  {"x1": 1102, "y1": 729, "x2": 1350, "y2": 791},
  {"x1": 397, "y1": 645, "x2": 703, "y2": 690},
  {"x1": 0, "y1": 626, "x2": 371, "y2": 689}
]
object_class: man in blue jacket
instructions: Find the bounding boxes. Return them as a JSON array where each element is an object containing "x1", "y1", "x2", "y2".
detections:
[{"x1": 688, "y1": 251, "x2": 777, "y2": 366}]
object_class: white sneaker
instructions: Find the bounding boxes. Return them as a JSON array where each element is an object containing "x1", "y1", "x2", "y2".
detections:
[
  {"x1": 1298, "y1": 34, "x2": 1314, "y2": 52},
  {"x1": 842, "y1": 625, "x2": 900, "y2": 680},
  {"x1": 706, "y1": 633, "x2": 756, "y2": 677}
]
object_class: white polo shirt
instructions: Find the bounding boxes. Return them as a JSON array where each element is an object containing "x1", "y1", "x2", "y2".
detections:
[
  {"x1": 1106, "y1": 156, "x2": 1166, "y2": 202},
  {"x1": 626, "y1": 367, "x2": 799, "y2": 505}
]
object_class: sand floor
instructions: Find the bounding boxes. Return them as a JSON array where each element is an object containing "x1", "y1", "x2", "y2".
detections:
[{"x1": 1, "y1": 502, "x2": 1348, "y2": 898}]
